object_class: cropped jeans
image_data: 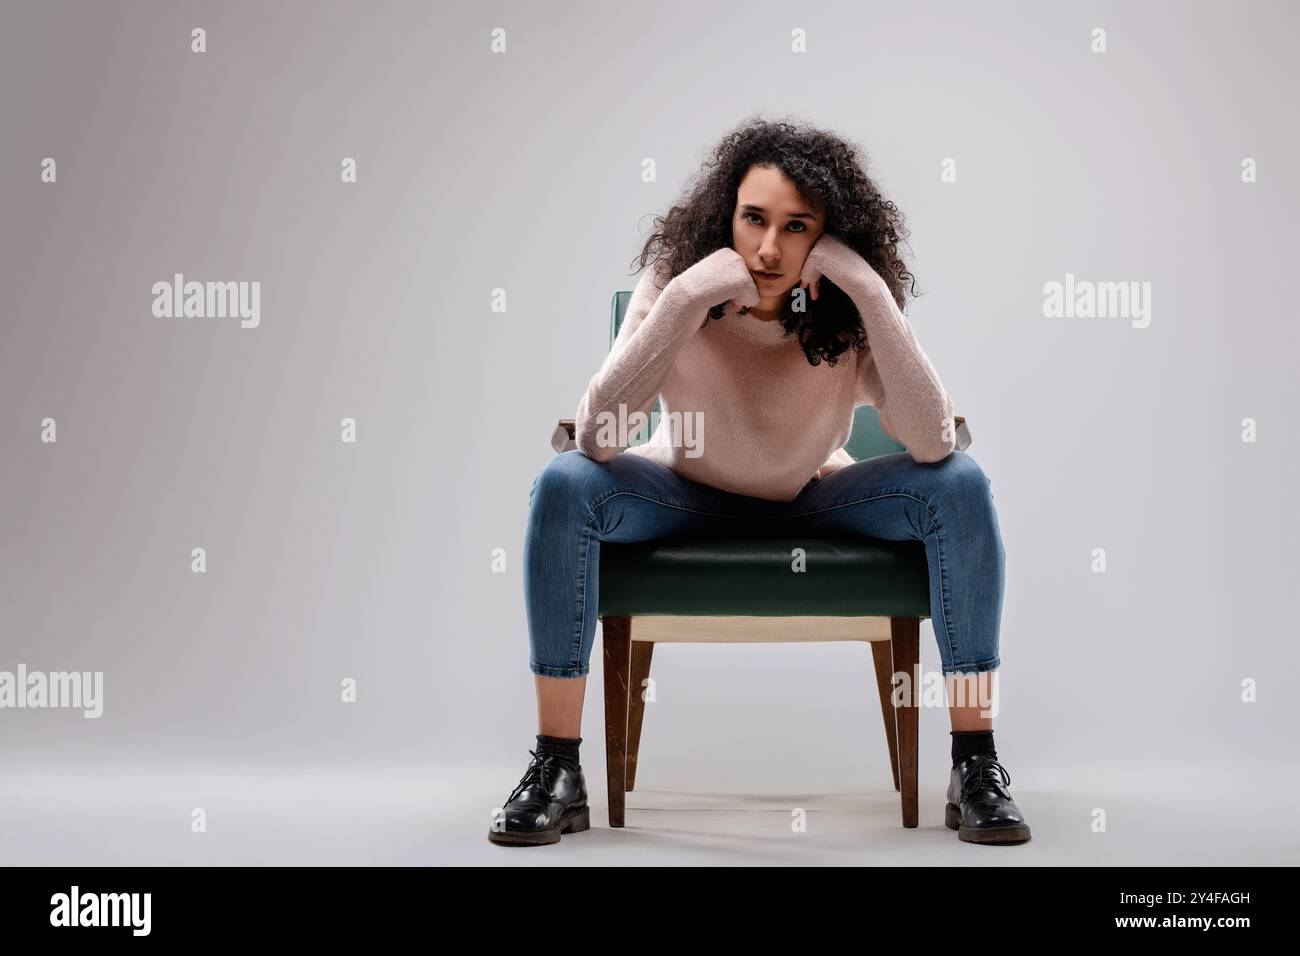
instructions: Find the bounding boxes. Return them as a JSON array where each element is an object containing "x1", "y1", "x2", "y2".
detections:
[{"x1": 523, "y1": 448, "x2": 1006, "y2": 680}]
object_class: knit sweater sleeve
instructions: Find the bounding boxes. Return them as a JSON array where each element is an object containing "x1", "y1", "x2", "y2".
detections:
[
  {"x1": 848, "y1": 276, "x2": 956, "y2": 463},
  {"x1": 573, "y1": 262, "x2": 707, "y2": 462}
]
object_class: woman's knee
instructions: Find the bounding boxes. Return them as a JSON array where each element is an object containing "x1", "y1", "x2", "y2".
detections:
[
  {"x1": 918, "y1": 454, "x2": 1003, "y2": 569},
  {"x1": 529, "y1": 449, "x2": 618, "y2": 510},
  {"x1": 927, "y1": 451, "x2": 996, "y2": 510}
]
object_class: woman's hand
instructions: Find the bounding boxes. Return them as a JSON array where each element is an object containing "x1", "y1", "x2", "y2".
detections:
[{"x1": 673, "y1": 247, "x2": 761, "y2": 312}]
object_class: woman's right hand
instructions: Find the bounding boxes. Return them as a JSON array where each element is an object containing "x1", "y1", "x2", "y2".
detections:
[{"x1": 672, "y1": 247, "x2": 762, "y2": 312}]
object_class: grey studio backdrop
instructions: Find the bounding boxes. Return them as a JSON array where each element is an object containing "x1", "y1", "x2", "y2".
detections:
[{"x1": 1, "y1": 0, "x2": 1297, "y2": 865}]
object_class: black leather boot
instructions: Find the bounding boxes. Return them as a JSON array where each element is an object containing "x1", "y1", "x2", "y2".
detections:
[
  {"x1": 945, "y1": 753, "x2": 1031, "y2": 845},
  {"x1": 488, "y1": 748, "x2": 590, "y2": 846}
]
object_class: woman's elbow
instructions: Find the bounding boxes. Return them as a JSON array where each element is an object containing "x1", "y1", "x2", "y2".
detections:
[
  {"x1": 574, "y1": 425, "x2": 620, "y2": 462},
  {"x1": 908, "y1": 435, "x2": 957, "y2": 464}
]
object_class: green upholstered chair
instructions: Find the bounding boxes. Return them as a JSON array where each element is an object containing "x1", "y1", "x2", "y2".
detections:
[{"x1": 550, "y1": 287, "x2": 972, "y2": 831}]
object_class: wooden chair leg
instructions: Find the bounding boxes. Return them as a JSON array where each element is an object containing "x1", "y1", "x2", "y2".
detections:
[
  {"x1": 626, "y1": 641, "x2": 654, "y2": 792},
  {"x1": 870, "y1": 639, "x2": 901, "y2": 792},
  {"x1": 601, "y1": 615, "x2": 632, "y2": 828},
  {"x1": 890, "y1": 616, "x2": 920, "y2": 828}
]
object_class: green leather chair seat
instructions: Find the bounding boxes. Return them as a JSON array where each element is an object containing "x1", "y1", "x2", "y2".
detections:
[{"x1": 599, "y1": 536, "x2": 931, "y2": 618}]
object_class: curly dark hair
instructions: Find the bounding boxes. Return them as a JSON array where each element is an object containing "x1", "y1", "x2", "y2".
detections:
[{"x1": 631, "y1": 115, "x2": 919, "y2": 368}]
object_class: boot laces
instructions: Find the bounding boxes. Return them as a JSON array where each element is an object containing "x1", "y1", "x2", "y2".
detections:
[
  {"x1": 505, "y1": 749, "x2": 560, "y2": 806},
  {"x1": 961, "y1": 754, "x2": 1012, "y2": 801}
]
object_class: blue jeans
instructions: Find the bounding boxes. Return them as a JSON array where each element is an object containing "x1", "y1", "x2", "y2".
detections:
[{"x1": 524, "y1": 448, "x2": 1005, "y2": 679}]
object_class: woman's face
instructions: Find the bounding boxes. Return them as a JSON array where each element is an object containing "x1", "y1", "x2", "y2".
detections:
[{"x1": 731, "y1": 164, "x2": 825, "y2": 312}]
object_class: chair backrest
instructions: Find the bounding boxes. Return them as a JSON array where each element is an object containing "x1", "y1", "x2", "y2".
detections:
[{"x1": 611, "y1": 289, "x2": 905, "y2": 461}]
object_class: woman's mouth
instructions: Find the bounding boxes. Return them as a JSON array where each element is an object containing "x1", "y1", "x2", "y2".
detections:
[{"x1": 753, "y1": 270, "x2": 783, "y2": 281}]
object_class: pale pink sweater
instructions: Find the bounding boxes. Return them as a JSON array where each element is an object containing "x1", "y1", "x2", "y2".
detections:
[{"x1": 574, "y1": 246, "x2": 956, "y2": 502}]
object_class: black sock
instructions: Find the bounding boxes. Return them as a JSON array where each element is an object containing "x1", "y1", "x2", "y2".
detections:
[
  {"x1": 536, "y1": 734, "x2": 581, "y2": 770},
  {"x1": 950, "y1": 730, "x2": 996, "y2": 766}
]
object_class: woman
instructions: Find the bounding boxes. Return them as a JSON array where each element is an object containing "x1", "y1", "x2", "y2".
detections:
[{"x1": 490, "y1": 117, "x2": 1030, "y2": 848}]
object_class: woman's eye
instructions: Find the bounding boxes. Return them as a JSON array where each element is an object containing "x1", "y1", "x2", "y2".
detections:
[{"x1": 744, "y1": 212, "x2": 805, "y2": 232}]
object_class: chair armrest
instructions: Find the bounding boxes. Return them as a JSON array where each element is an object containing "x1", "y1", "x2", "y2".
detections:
[
  {"x1": 953, "y1": 415, "x2": 972, "y2": 452},
  {"x1": 551, "y1": 418, "x2": 576, "y2": 453}
]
